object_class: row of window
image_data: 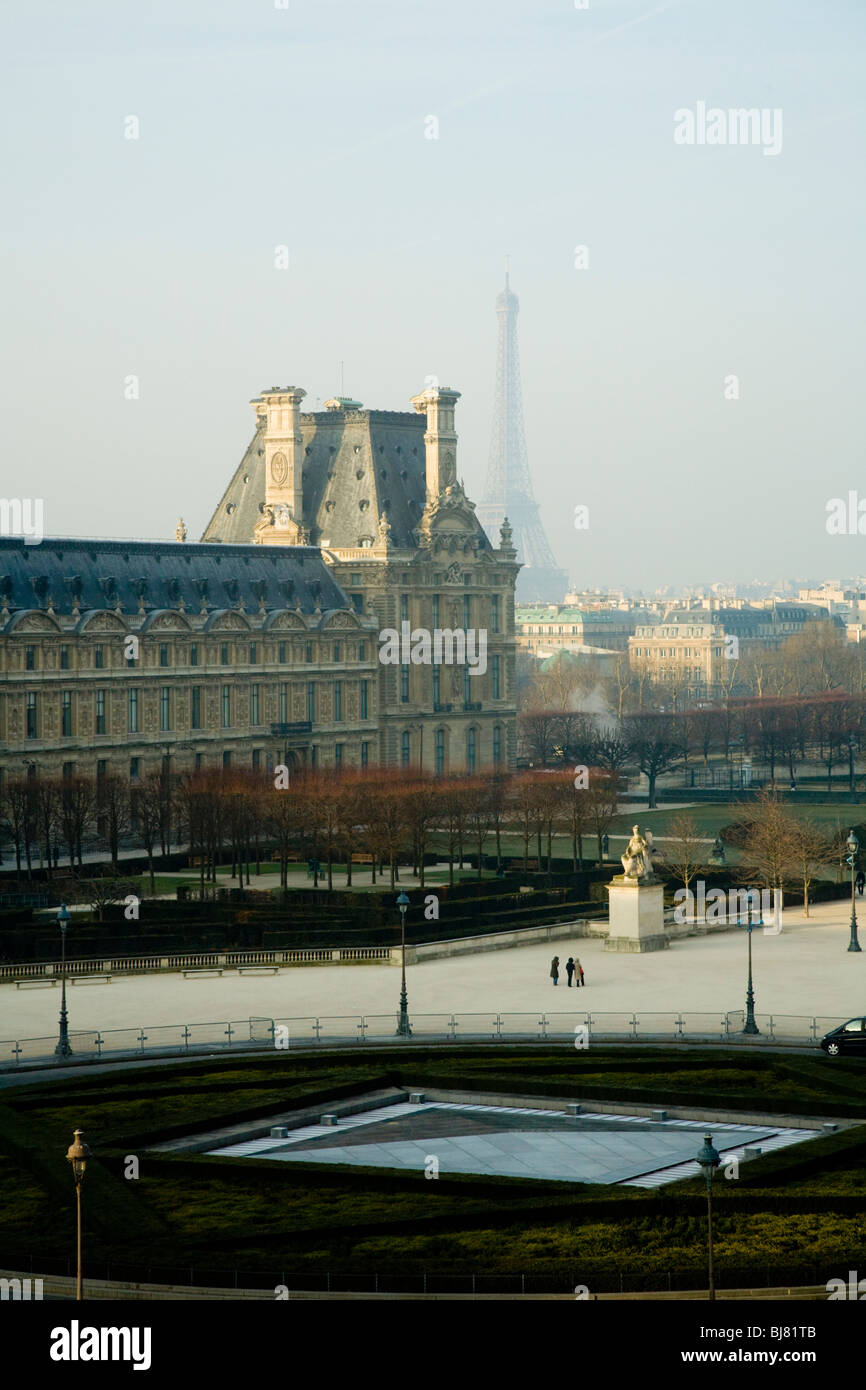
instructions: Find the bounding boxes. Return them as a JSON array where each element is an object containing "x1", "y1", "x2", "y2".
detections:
[
  {"x1": 399, "y1": 594, "x2": 502, "y2": 632},
  {"x1": 400, "y1": 657, "x2": 503, "y2": 704},
  {"x1": 22, "y1": 680, "x2": 373, "y2": 738},
  {"x1": 17, "y1": 640, "x2": 371, "y2": 672},
  {"x1": 401, "y1": 724, "x2": 504, "y2": 772}
]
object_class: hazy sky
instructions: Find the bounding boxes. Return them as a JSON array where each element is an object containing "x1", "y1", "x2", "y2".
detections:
[{"x1": 3, "y1": 0, "x2": 865, "y2": 589}]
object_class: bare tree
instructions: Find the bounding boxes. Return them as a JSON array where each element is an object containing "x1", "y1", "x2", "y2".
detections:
[{"x1": 662, "y1": 813, "x2": 706, "y2": 911}]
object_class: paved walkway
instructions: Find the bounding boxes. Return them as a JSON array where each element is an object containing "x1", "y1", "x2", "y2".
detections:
[{"x1": 3, "y1": 899, "x2": 862, "y2": 1041}]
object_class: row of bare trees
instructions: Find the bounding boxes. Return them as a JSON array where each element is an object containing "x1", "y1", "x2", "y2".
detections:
[
  {"x1": 520, "y1": 692, "x2": 866, "y2": 797},
  {"x1": 0, "y1": 765, "x2": 626, "y2": 895}
]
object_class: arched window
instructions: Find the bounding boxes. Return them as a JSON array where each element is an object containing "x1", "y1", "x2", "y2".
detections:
[{"x1": 466, "y1": 726, "x2": 476, "y2": 772}]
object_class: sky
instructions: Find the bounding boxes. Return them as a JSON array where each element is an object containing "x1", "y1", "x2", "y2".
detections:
[{"x1": 2, "y1": 0, "x2": 865, "y2": 589}]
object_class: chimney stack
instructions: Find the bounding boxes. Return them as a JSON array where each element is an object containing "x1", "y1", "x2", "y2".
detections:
[
  {"x1": 258, "y1": 386, "x2": 307, "y2": 521},
  {"x1": 410, "y1": 384, "x2": 461, "y2": 502}
]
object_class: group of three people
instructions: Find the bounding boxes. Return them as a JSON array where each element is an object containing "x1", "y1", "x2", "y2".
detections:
[{"x1": 550, "y1": 955, "x2": 584, "y2": 986}]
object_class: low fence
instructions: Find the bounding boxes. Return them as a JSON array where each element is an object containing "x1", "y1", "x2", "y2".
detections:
[
  {"x1": 0, "y1": 1009, "x2": 845, "y2": 1067},
  {"x1": 0, "y1": 947, "x2": 393, "y2": 983}
]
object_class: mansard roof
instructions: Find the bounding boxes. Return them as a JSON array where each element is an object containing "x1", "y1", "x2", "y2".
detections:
[
  {"x1": 201, "y1": 407, "x2": 492, "y2": 552},
  {"x1": 0, "y1": 538, "x2": 349, "y2": 618}
]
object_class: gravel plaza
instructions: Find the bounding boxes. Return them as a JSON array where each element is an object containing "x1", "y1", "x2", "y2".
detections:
[{"x1": 2, "y1": 898, "x2": 863, "y2": 1044}]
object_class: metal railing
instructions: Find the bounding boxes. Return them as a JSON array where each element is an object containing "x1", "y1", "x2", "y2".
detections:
[
  {"x1": 0, "y1": 946, "x2": 394, "y2": 983},
  {"x1": 0, "y1": 1009, "x2": 843, "y2": 1067}
]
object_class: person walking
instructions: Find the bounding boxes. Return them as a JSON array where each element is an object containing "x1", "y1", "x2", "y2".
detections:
[
  {"x1": 550, "y1": 956, "x2": 560, "y2": 986},
  {"x1": 575, "y1": 957, "x2": 585, "y2": 987},
  {"x1": 857, "y1": 871, "x2": 865, "y2": 897},
  {"x1": 565, "y1": 956, "x2": 575, "y2": 987}
]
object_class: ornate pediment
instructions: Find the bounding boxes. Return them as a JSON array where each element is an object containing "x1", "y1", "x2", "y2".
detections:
[
  {"x1": 203, "y1": 609, "x2": 252, "y2": 632},
  {"x1": 263, "y1": 609, "x2": 307, "y2": 631},
  {"x1": 141, "y1": 609, "x2": 193, "y2": 633},
  {"x1": 414, "y1": 480, "x2": 480, "y2": 550},
  {"x1": 76, "y1": 610, "x2": 128, "y2": 634},
  {"x1": 254, "y1": 507, "x2": 309, "y2": 546}
]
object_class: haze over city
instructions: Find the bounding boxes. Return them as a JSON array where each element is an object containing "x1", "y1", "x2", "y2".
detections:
[{"x1": 3, "y1": 0, "x2": 865, "y2": 587}]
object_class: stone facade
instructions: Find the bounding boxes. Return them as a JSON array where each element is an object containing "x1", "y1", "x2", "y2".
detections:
[{"x1": 201, "y1": 384, "x2": 520, "y2": 773}]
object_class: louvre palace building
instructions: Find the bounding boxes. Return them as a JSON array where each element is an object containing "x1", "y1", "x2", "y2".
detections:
[{"x1": 0, "y1": 383, "x2": 519, "y2": 783}]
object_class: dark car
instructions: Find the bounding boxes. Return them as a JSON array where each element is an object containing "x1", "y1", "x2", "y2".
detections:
[{"x1": 820, "y1": 1018, "x2": 866, "y2": 1057}]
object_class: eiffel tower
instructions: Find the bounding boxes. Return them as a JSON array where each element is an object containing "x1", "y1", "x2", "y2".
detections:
[{"x1": 476, "y1": 268, "x2": 568, "y2": 603}]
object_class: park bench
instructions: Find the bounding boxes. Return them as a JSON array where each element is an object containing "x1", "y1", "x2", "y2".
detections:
[
  {"x1": 70, "y1": 974, "x2": 113, "y2": 985},
  {"x1": 237, "y1": 966, "x2": 279, "y2": 976},
  {"x1": 15, "y1": 979, "x2": 56, "y2": 989},
  {"x1": 182, "y1": 968, "x2": 223, "y2": 978},
  {"x1": 351, "y1": 853, "x2": 374, "y2": 865}
]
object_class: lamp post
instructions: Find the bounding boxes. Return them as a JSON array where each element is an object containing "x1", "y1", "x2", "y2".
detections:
[
  {"x1": 54, "y1": 903, "x2": 72, "y2": 1059},
  {"x1": 66, "y1": 1129, "x2": 91, "y2": 1301},
  {"x1": 696, "y1": 1134, "x2": 721, "y2": 1300},
  {"x1": 849, "y1": 737, "x2": 857, "y2": 794},
  {"x1": 739, "y1": 888, "x2": 761, "y2": 1035},
  {"x1": 846, "y1": 830, "x2": 861, "y2": 953},
  {"x1": 395, "y1": 891, "x2": 411, "y2": 1037}
]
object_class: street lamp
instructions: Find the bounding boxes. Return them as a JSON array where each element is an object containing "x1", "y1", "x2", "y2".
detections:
[
  {"x1": 846, "y1": 830, "x2": 861, "y2": 953},
  {"x1": 395, "y1": 891, "x2": 411, "y2": 1038},
  {"x1": 55, "y1": 903, "x2": 72, "y2": 1059},
  {"x1": 738, "y1": 888, "x2": 761, "y2": 1035},
  {"x1": 66, "y1": 1129, "x2": 91, "y2": 1301},
  {"x1": 849, "y1": 737, "x2": 857, "y2": 795},
  {"x1": 695, "y1": 1134, "x2": 721, "y2": 1300}
]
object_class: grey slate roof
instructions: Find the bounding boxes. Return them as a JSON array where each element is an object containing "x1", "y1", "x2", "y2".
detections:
[
  {"x1": 0, "y1": 538, "x2": 349, "y2": 617},
  {"x1": 201, "y1": 409, "x2": 492, "y2": 552}
]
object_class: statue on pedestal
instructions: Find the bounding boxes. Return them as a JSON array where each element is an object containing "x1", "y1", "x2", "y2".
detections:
[{"x1": 619, "y1": 825, "x2": 656, "y2": 883}]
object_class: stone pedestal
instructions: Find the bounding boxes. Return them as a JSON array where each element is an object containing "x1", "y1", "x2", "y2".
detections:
[{"x1": 604, "y1": 879, "x2": 669, "y2": 953}]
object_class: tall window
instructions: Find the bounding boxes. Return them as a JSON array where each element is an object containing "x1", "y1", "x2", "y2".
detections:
[
  {"x1": 334, "y1": 681, "x2": 342, "y2": 721},
  {"x1": 130, "y1": 756, "x2": 140, "y2": 781},
  {"x1": 252, "y1": 748, "x2": 260, "y2": 769},
  {"x1": 60, "y1": 645, "x2": 69, "y2": 670},
  {"x1": 279, "y1": 642, "x2": 287, "y2": 663},
  {"x1": 360, "y1": 680, "x2": 368, "y2": 720},
  {"x1": 221, "y1": 685, "x2": 231, "y2": 727},
  {"x1": 436, "y1": 728, "x2": 445, "y2": 775},
  {"x1": 432, "y1": 667, "x2": 440, "y2": 708},
  {"x1": 491, "y1": 654, "x2": 501, "y2": 699},
  {"x1": 493, "y1": 724, "x2": 502, "y2": 765},
  {"x1": 400, "y1": 665, "x2": 409, "y2": 703},
  {"x1": 491, "y1": 594, "x2": 500, "y2": 633},
  {"x1": 463, "y1": 666, "x2": 471, "y2": 705},
  {"x1": 466, "y1": 727, "x2": 476, "y2": 772},
  {"x1": 191, "y1": 687, "x2": 201, "y2": 729},
  {"x1": 333, "y1": 642, "x2": 341, "y2": 662},
  {"x1": 128, "y1": 688, "x2": 139, "y2": 733},
  {"x1": 190, "y1": 643, "x2": 199, "y2": 667},
  {"x1": 400, "y1": 594, "x2": 409, "y2": 623},
  {"x1": 25, "y1": 645, "x2": 35, "y2": 671},
  {"x1": 305, "y1": 642, "x2": 313, "y2": 663},
  {"x1": 220, "y1": 642, "x2": 229, "y2": 665},
  {"x1": 359, "y1": 642, "x2": 366, "y2": 661},
  {"x1": 335, "y1": 743, "x2": 343, "y2": 769},
  {"x1": 223, "y1": 750, "x2": 231, "y2": 768},
  {"x1": 26, "y1": 692, "x2": 37, "y2": 739},
  {"x1": 401, "y1": 730, "x2": 411, "y2": 766},
  {"x1": 94, "y1": 644, "x2": 104, "y2": 669},
  {"x1": 95, "y1": 690, "x2": 106, "y2": 735},
  {"x1": 307, "y1": 682, "x2": 316, "y2": 723},
  {"x1": 432, "y1": 594, "x2": 440, "y2": 628},
  {"x1": 361, "y1": 741, "x2": 369, "y2": 768},
  {"x1": 463, "y1": 594, "x2": 471, "y2": 628},
  {"x1": 159, "y1": 644, "x2": 169, "y2": 667},
  {"x1": 251, "y1": 683, "x2": 260, "y2": 725},
  {"x1": 279, "y1": 683, "x2": 288, "y2": 722},
  {"x1": 62, "y1": 691, "x2": 72, "y2": 737},
  {"x1": 249, "y1": 642, "x2": 257, "y2": 664},
  {"x1": 160, "y1": 687, "x2": 171, "y2": 732}
]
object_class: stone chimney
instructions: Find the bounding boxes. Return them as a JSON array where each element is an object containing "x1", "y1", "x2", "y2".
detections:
[
  {"x1": 258, "y1": 386, "x2": 306, "y2": 521},
  {"x1": 410, "y1": 384, "x2": 461, "y2": 502}
]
